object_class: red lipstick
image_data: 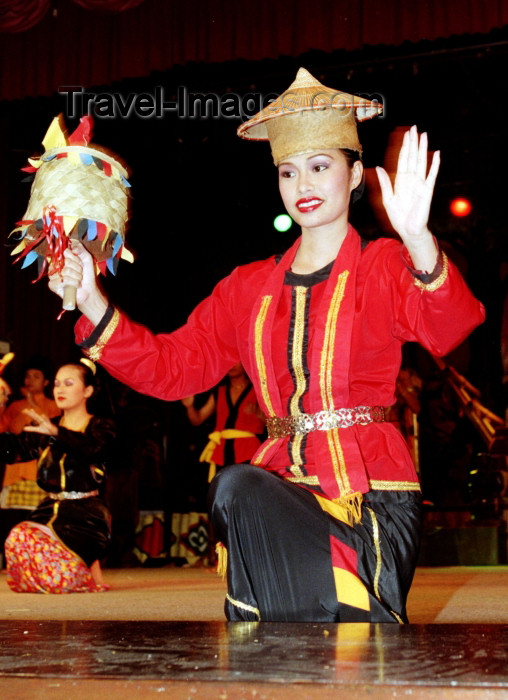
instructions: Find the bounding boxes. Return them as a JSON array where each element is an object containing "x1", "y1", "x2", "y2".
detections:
[{"x1": 296, "y1": 197, "x2": 323, "y2": 213}]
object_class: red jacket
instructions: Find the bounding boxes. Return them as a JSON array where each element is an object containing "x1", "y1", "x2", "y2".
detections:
[{"x1": 76, "y1": 228, "x2": 485, "y2": 502}]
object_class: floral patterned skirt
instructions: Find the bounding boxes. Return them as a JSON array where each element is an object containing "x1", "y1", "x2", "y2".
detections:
[{"x1": 5, "y1": 521, "x2": 108, "y2": 594}]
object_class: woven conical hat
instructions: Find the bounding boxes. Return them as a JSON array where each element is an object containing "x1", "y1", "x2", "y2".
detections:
[
  {"x1": 237, "y1": 68, "x2": 382, "y2": 163},
  {"x1": 238, "y1": 68, "x2": 382, "y2": 140}
]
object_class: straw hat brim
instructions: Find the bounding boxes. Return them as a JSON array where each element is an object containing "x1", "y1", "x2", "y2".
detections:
[{"x1": 238, "y1": 79, "x2": 382, "y2": 141}]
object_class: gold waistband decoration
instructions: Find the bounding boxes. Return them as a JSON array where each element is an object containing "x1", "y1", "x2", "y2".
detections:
[
  {"x1": 48, "y1": 489, "x2": 99, "y2": 501},
  {"x1": 266, "y1": 406, "x2": 386, "y2": 439}
]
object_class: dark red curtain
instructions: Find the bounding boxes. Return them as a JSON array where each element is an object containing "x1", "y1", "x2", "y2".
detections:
[
  {"x1": 0, "y1": 0, "x2": 51, "y2": 33},
  {"x1": 71, "y1": 0, "x2": 144, "y2": 10},
  {"x1": 1, "y1": 0, "x2": 508, "y2": 101}
]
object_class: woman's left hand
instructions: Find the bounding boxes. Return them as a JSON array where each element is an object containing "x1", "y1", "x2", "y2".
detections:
[
  {"x1": 22, "y1": 409, "x2": 58, "y2": 436},
  {"x1": 376, "y1": 126, "x2": 440, "y2": 267}
]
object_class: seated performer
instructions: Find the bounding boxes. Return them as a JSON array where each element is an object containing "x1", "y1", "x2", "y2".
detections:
[
  {"x1": 48, "y1": 69, "x2": 485, "y2": 620},
  {"x1": 0, "y1": 357, "x2": 61, "y2": 543},
  {"x1": 2, "y1": 359, "x2": 115, "y2": 593}
]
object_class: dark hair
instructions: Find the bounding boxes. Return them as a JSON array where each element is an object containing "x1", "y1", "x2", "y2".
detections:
[
  {"x1": 57, "y1": 362, "x2": 97, "y2": 391},
  {"x1": 340, "y1": 148, "x2": 362, "y2": 168},
  {"x1": 340, "y1": 148, "x2": 365, "y2": 204},
  {"x1": 24, "y1": 355, "x2": 53, "y2": 380}
]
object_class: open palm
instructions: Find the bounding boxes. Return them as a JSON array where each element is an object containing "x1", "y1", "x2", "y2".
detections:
[{"x1": 376, "y1": 125, "x2": 440, "y2": 246}]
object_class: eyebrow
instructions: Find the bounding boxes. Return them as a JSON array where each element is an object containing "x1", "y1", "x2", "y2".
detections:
[
  {"x1": 279, "y1": 152, "x2": 335, "y2": 167},
  {"x1": 306, "y1": 153, "x2": 334, "y2": 161}
]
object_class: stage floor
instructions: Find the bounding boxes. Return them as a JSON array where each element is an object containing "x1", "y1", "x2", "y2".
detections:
[{"x1": 1, "y1": 567, "x2": 508, "y2": 699}]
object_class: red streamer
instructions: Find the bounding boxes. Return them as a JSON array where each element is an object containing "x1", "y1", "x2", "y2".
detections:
[{"x1": 14, "y1": 206, "x2": 70, "y2": 282}]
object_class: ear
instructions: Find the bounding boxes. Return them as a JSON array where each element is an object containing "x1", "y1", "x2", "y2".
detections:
[
  {"x1": 350, "y1": 160, "x2": 364, "y2": 191},
  {"x1": 84, "y1": 385, "x2": 94, "y2": 399}
]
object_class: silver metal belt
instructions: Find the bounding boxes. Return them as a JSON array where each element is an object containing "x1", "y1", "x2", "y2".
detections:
[
  {"x1": 266, "y1": 406, "x2": 386, "y2": 439},
  {"x1": 48, "y1": 489, "x2": 99, "y2": 501}
]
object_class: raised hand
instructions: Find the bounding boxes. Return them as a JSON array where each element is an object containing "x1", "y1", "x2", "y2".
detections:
[
  {"x1": 22, "y1": 408, "x2": 58, "y2": 436},
  {"x1": 48, "y1": 243, "x2": 109, "y2": 325},
  {"x1": 376, "y1": 125, "x2": 440, "y2": 271},
  {"x1": 48, "y1": 244, "x2": 92, "y2": 304}
]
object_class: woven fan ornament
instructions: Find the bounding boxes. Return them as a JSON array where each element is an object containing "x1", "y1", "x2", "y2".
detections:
[{"x1": 10, "y1": 114, "x2": 133, "y2": 311}]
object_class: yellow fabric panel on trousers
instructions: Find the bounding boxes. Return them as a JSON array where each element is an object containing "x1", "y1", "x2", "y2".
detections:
[{"x1": 333, "y1": 566, "x2": 370, "y2": 611}]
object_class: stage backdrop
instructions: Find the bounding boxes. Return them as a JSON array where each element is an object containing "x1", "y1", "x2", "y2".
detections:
[{"x1": 1, "y1": 0, "x2": 508, "y2": 101}]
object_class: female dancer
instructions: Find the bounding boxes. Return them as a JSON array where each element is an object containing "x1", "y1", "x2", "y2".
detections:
[
  {"x1": 2, "y1": 360, "x2": 115, "y2": 593},
  {"x1": 48, "y1": 69, "x2": 485, "y2": 619}
]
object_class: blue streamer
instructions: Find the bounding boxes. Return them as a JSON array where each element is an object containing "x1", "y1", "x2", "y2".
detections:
[
  {"x1": 112, "y1": 233, "x2": 122, "y2": 257},
  {"x1": 106, "y1": 256, "x2": 118, "y2": 275},
  {"x1": 87, "y1": 219, "x2": 98, "y2": 241},
  {"x1": 21, "y1": 250, "x2": 39, "y2": 269}
]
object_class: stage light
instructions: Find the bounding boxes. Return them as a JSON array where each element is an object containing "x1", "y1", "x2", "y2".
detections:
[
  {"x1": 450, "y1": 197, "x2": 472, "y2": 217},
  {"x1": 273, "y1": 214, "x2": 293, "y2": 232}
]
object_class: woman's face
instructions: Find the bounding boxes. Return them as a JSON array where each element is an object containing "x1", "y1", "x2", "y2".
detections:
[
  {"x1": 277, "y1": 149, "x2": 363, "y2": 233},
  {"x1": 53, "y1": 366, "x2": 93, "y2": 411}
]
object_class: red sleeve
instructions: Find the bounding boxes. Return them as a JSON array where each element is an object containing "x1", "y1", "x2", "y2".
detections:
[
  {"x1": 392, "y1": 247, "x2": 485, "y2": 356},
  {"x1": 74, "y1": 262, "x2": 265, "y2": 401}
]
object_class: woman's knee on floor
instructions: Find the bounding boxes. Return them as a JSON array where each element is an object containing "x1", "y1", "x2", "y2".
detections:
[
  {"x1": 208, "y1": 464, "x2": 279, "y2": 515},
  {"x1": 208, "y1": 463, "x2": 272, "y2": 512}
]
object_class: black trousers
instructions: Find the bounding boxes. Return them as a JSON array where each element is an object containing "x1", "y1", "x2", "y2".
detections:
[{"x1": 208, "y1": 464, "x2": 422, "y2": 622}]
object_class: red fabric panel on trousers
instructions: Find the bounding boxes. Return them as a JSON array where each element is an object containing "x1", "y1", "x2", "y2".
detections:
[{"x1": 330, "y1": 532, "x2": 358, "y2": 575}]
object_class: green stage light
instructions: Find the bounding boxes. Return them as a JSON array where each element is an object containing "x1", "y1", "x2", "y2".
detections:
[{"x1": 273, "y1": 214, "x2": 293, "y2": 232}]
